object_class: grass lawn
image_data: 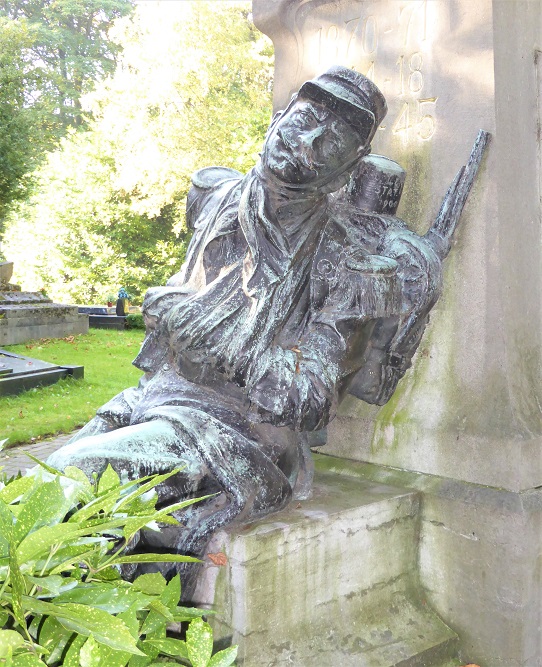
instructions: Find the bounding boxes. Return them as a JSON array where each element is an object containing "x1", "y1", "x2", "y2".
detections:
[{"x1": 0, "y1": 328, "x2": 145, "y2": 448}]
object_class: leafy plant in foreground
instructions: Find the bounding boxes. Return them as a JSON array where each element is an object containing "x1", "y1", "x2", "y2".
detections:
[{"x1": 0, "y1": 456, "x2": 237, "y2": 666}]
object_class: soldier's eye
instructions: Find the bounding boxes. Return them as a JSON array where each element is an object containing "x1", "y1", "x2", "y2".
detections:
[
  {"x1": 299, "y1": 110, "x2": 318, "y2": 125},
  {"x1": 309, "y1": 105, "x2": 328, "y2": 122}
]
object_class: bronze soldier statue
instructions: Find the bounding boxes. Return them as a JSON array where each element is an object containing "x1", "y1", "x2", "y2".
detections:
[{"x1": 48, "y1": 66, "x2": 488, "y2": 596}]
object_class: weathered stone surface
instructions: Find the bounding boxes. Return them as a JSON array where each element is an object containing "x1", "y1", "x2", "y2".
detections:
[
  {"x1": 0, "y1": 291, "x2": 52, "y2": 304},
  {"x1": 0, "y1": 310, "x2": 88, "y2": 345},
  {"x1": 0, "y1": 278, "x2": 88, "y2": 345},
  {"x1": 194, "y1": 467, "x2": 458, "y2": 666},
  {"x1": 315, "y1": 454, "x2": 542, "y2": 667},
  {"x1": 0, "y1": 349, "x2": 84, "y2": 396},
  {"x1": 254, "y1": 0, "x2": 541, "y2": 494},
  {"x1": 0, "y1": 262, "x2": 13, "y2": 284}
]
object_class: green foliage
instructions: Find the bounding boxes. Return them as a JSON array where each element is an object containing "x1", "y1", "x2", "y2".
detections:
[
  {"x1": 4, "y1": 1, "x2": 273, "y2": 304},
  {"x1": 0, "y1": 461, "x2": 237, "y2": 666},
  {"x1": 0, "y1": 0, "x2": 134, "y2": 230},
  {"x1": 125, "y1": 314, "x2": 144, "y2": 330},
  {"x1": 0, "y1": 0, "x2": 134, "y2": 130},
  {"x1": 0, "y1": 18, "x2": 49, "y2": 225},
  {"x1": 0, "y1": 330, "x2": 144, "y2": 447}
]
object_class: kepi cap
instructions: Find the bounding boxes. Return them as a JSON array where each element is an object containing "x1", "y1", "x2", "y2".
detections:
[{"x1": 299, "y1": 66, "x2": 387, "y2": 145}]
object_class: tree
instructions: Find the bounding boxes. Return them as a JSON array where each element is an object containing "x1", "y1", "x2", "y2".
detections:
[
  {"x1": 0, "y1": 0, "x2": 134, "y2": 235},
  {"x1": 0, "y1": 18, "x2": 46, "y2": 225},
  {"x1": 3, "y1": 1, "x2": 274, "y2": 304},
  {"x1": 0, "y1": 0, "x2": 134, "y2": 130}
]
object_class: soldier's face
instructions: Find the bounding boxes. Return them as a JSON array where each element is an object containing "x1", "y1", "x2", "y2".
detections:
[{"x1": 261, "y1": 98, "x2": 366, "y2": 186}]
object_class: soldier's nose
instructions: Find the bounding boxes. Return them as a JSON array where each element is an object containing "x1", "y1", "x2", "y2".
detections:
[{"x1": 300, "y1": 126, "x2": 326, "y2": 149}]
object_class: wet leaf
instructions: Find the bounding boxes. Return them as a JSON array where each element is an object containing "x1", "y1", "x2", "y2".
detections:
[{"x1": 207, "y1": 552, "x2": 227, "y2": 566}]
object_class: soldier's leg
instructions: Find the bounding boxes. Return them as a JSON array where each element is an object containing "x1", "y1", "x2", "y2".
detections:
[
  {"x1": 135, "y1": 408, "x2": 293, "y2": 599},
  {"x1": 47, "y1": 419, "x2": 203, "y2": 485}
]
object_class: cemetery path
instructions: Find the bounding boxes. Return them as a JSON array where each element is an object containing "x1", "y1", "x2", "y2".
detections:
[{"x1": 0, "y1": 432, "x2": 77, "y2": 477}]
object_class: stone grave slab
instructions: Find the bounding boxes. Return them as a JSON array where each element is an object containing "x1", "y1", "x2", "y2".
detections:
[
  {"x1": 0, "y1": 349, "x2": 83, "y2": 396},
  {"x1": 77, "y1": 306, "x2": 116, "y2": 315}
]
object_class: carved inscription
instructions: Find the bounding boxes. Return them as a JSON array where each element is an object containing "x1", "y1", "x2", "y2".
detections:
[{"x1": 301, "y1": 0, "x2": 437, "y2": 144}]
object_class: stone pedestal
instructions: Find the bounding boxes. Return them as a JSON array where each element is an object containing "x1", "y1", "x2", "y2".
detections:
[
  {"x1": 316, "y1": 455, "x2": 542, "y2": 667},
  {"x1": 252, "y1": 0, "x2": 542, "y2": 664},
  {"x1": 0, "y1": 290, "x2": 88, "y2": 345},
  {"x1": 194, "y1": 461, "x2": 458, "y2": 667}
]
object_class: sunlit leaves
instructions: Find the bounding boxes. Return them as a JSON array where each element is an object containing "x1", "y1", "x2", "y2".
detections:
[
  {"x1": 187, "y1": 618, "x2": 213, "y2": 667},
  {"x1": 0, "y1": 462, "x2": 236, "y2": 666},
  {"x1": 0, "y1": 0, "x2": 134, "y2": 227},
  {"x1": 4, "y1": 1, "x2": 272, "y2": 304},
  {"x1": 0, "y1": 630, "x2": 25, "y2": 657}
]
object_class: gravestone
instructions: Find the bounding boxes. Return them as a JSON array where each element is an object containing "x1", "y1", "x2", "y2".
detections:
[
  {"x1": 0, "y1": 262, "x2": 88, "y2": 345},
  {"x1": 253, "y1": 1, "x2": 542, "y2": 665},
  {"x1": 0, "y1": 348, "x2": 83, "y2": 396}
]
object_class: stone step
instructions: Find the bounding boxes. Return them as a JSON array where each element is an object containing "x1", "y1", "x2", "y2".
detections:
[
  {"x1": 0, "y1": 304, "x2": 78, "y2": 318},
  {"x1": 194, "y1": 467, "x2": 458, "y2": 667},
  {"x1": 0, "y1": 291, "x2": 52, "y2": 305}
]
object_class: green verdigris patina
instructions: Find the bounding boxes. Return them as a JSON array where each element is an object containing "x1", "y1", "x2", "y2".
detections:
[{"x1": 47, "y1": 66, "x2": 489, "y2": 599}]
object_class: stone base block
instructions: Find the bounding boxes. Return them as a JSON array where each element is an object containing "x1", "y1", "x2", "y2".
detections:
[
  {"x1": 194, "y1": 470, "x2": 457, "y2": 667},
  {"x1": 0, "y1": 313, "x2": 88, "y2": 345},
  {"x1": 315, "y1": 455, "x2": 542, "y2": 667}
]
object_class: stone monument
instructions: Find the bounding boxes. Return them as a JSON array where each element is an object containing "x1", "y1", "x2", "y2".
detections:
[
  {"x1": 0, "y1": 261, "x2": 88, "y2": 345},
  {"x1": 252, "y1": 1, "x2": 542, "y2": 665},
  {"x1": 48, "y1": 59, "x2": 488, "y2": 664}
]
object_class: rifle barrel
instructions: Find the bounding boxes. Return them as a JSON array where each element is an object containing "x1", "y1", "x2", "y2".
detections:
[{"x1": 429, "y1": 130, "x2": 491, "y2": 246}]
